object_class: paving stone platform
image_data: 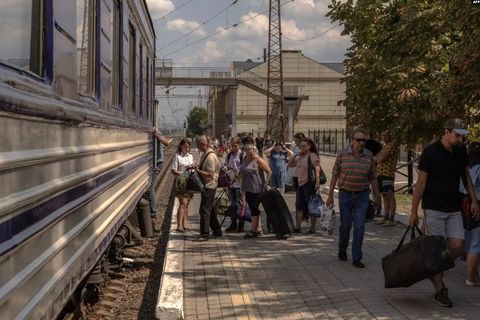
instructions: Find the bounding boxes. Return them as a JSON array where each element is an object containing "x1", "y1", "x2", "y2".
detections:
[{"x1": 180, "y1": 192, "x2": 479, "y2": 320}]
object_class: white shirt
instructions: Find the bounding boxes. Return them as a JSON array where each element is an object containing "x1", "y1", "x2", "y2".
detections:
[{"x1": 171, "y1": 152, "x2": 194, "y2": 173}]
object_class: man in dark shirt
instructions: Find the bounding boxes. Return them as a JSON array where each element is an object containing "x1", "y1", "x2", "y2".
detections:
[
  {"x1": 255, "y1": 133, "x2": 264, "y2": 156},
  {"x1": 410, "y1": 118, "x2": 480, "y2": 307}
]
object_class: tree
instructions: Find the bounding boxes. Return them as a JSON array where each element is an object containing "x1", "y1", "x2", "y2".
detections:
[
  {"x1": 186, "y1": 106, "x2": 208, "y2": 137},
  {"x1": 327, "y1": 0, "x2": 480, "y2": 146}
]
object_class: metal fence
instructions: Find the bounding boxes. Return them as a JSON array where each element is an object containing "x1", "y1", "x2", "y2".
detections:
[{"x1": 308, "y1": 129, "x2": 348, "y2": 155}]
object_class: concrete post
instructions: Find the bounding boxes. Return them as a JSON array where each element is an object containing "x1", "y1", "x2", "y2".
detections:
[{"x1": 230, "y1": 86, "x2": 238, "y2": 136}]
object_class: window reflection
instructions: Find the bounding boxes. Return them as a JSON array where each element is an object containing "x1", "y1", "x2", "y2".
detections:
[
  {"x1": 77, "y1": 0, "x2": 96, "y2": 96},
  {"x1": 0, "y1": 0, "x2": 43, "y2": 74},
  {"x1": 112, "y1": 0, "x2": 121, "y2": 108}
]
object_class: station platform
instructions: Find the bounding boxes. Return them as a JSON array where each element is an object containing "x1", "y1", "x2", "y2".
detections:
[{"x1": 157, "y1": 190, "x2": 479, "y2": 320}]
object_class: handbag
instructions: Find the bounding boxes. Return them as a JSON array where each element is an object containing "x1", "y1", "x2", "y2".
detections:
[
  {"x1": 308, "y1": 193, "x2": 325, "y2": 218},
  {"x1": 217, "y1": 166, "x2": 236, "y2": 188},
  {"x1": 185, "y1": 169, "x2": 205, "y2": 193},
  {"x1": 461, "y1": 195, "x2": 480, "y2": 230},
  {"x1": 307, "y1": 154, "x2": 327, "y2": 185},
  {"x1": 382, "y1": 225, "x2": 455, "y2": 288}
]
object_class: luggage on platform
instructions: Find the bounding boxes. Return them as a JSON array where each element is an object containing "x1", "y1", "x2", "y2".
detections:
[
  {"x1": 257, "y1": 188, "x2": 295, "y2": 239},
  {"x1": 382, "y1": 225, "x2": 455, "y2": 288}
]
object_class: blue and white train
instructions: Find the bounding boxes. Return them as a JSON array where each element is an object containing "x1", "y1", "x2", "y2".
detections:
[{"x1": 0, "y1": 0, "x2": 162, "y2": 318}]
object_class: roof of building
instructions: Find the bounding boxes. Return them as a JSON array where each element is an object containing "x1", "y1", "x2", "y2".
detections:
[{"x1": 319, "y1": 63, "x2": 345, "y2": 75}]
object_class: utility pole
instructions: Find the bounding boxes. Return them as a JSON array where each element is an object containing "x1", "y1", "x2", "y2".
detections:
[{"x1": 266, "y1": 0, "x2": 284, "y2": 142}]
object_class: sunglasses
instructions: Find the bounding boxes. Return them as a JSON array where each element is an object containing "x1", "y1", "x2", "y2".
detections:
[{"x1": 353, "y1": 138, "x2": 366, "y2": 143}]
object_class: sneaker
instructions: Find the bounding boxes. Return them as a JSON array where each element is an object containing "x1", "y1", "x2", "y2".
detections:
[
  {"x1": 373, "y1": 216, "x2": 384, "y2": 222},
  {"x1": 434, "y1": 288, "x2": 453, "y2": 307},
  {"x1": 293, "y1": 228, "x2": 302, "y2": 233},
  {"x1": 352, "y1": 260, "x2": 365, "y2": 268},
  {"x1": 338, "y1": 251, "x2": 347, "y2": 261},
  {"x1": 383, "y1": 220, "x2": 395, "y2": 227},
  {"x1": 465, "y1": 279, "x2": 480, "y2": 286}
]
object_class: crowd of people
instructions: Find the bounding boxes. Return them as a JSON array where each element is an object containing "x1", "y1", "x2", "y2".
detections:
[{"x1": 157, "y1": 118, "x2": 480, "y2": 308}]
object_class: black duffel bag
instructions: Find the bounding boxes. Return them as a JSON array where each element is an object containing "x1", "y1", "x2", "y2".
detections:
[{"x1": 382, "y1": 225, "x2": 454, "y2": 288}]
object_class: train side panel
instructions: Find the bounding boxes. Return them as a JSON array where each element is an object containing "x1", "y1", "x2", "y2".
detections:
[{"x1": 0, "y1": 0, "x2": 157, "y2": 318}]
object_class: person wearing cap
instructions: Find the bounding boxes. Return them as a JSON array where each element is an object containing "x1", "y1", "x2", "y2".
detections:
[{"x1": 409, "y1": 118, "x2": 480, "y2": 307}]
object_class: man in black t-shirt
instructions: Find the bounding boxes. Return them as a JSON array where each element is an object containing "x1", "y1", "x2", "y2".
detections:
[
  {"x1": 410, "y1": 118, "x2": 480, "y2": 307},
  {"x1": 255, "y1": 133, "x2": 264, "y2": 156}
]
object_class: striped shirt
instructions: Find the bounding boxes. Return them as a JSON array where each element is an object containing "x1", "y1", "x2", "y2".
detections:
[{"x1": 332, "y1": 147, "x2": 377, "y2": 192}]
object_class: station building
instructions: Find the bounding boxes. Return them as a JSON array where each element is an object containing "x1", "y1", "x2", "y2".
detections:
[{"x1": 207, "y1": 50, "x2": 346, "y2": 142}]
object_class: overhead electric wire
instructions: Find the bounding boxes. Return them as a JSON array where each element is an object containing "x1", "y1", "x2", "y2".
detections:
[
  {"x1": 283, "y1": 24, "x2": 340, "y2": 42},
  {"x1": 157, "y1": 0, "x2": 240, "y2": 53},
  {"x1": 153, "y1": 0, "x2": 197, "y2": 22},
  {"x1": 160, "y1": 0, "x2": 295, "y2": 58}
]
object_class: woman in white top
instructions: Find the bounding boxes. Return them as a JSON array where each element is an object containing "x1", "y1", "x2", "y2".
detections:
[{"x1": 171, "y1": 138, "x2": 195, "y2": 232}]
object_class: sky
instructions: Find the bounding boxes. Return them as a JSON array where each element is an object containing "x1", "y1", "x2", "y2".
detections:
[{"x1": 145, "y1": 0, "x2": 351, "y2": 128}]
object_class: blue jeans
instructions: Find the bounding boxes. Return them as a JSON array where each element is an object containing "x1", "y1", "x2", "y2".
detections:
[
  {"x1": 227, "y1": 187, "x2": 242, "y2": 226},
  {"x1": 338, "y1": 190, "x2": 370, "y2": 262}
]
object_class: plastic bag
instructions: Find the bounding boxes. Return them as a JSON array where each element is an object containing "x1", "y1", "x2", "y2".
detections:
[
  {"x1": 319, "y1": 208, "x2": 335, "y2": 235},
  {"x1": 308, "y1": 194, "x2": 325, "y2": 218},
  {"x1": 214, "y1": 190, "x2": 230, "y2": 215},
  {"x1": 285, "y1": 168, "x2": 295, "y2": 186},
  {"x1": 239, "y1": 204, "x2": 252, "y2": 222}
]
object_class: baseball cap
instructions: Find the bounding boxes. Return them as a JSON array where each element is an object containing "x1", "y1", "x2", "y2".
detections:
[{"x1": 444, "y1": 118, "x2": 469, "y2": 135}]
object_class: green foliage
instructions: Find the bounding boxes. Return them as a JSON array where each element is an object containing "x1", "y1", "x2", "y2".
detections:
[
  {"x1": 327, "y1": 0, "x2": 480, "y2": 146},
  {"x1": 186, "y1": 106, "x2": 208, "y2": 137},
  {"x1": 468, "y1": 123, "x2": 480, "y2": 142}
]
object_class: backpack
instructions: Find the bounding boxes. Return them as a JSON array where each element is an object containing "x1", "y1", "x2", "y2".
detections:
[{"x1": 226, "y1": 150, "x2": 244, "y2": 165}]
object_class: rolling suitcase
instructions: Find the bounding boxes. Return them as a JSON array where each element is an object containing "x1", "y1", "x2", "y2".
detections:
[{"x1": 257, "y1": 189, "x2": 295, "y2": 239}]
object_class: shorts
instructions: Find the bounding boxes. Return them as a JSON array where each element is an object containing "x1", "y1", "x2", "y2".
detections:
[
  {"x1": 465, "y1": 227, "x2": 480, "y2": 254},
  {"x1": 424, "y1": 209, "x2": 464, "y2": 240},
  {"x1": 295, "y1": 181, "x2": 316, "y2": 213},
  {"x1": 377, "y1": 175, "x2": 394, "y2": 194}
]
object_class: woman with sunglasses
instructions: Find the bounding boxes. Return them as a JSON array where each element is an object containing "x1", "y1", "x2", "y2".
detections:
[{"x1": 239, "y1": 143, "x2": 272, "y2": 238}]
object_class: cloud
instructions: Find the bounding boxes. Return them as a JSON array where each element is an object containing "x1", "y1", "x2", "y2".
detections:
[
  {"x1": 145, "y1": 0, "x2": 174, "y2": 20},
  {"x1": 166, "y1": 19, "x2": 206, "y2": 36},
  {"x1": 198, "y1": 41, "x2": 226, "y2": 63},
  {"x1": 285, "y1": 0, "x2": 330, "y2": 16}
]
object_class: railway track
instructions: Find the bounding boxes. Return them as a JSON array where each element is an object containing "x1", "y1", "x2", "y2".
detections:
[{"x1": 82, "y1": 138, "x2": 180, "y2": 320}]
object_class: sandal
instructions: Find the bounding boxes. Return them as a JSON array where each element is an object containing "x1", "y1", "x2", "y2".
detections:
[
  {"x1": 293, "y1": 228, "x2": 302, "y2": 233},
  {"x1": 243, "y1": 231, "x2": 260, "y2": 239},
  {"x1": 176, "y1": 228, "x2": 185, "y2": 233}
]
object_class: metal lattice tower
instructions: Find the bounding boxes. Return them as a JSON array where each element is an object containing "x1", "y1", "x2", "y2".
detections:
[{"x1": 266, "y1": 0, "x2": 284, "y2": 142}]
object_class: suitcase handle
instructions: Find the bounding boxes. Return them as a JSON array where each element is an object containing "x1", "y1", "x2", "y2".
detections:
[{"x1": 396, "y1": 225, "x2": 424, "y2": 252}]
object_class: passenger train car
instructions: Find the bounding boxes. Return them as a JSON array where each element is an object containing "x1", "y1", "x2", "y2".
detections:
[{"x1": 0, "y1": 0, "x2": 160, "y2": 318}]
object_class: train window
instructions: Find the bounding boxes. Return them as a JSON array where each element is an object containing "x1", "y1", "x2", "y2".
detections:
[
  {"x1": 76, "y1": 0, "x2": 97, "y2": 97},
  {"x1": 126, "y1": 22, "x2": 136, "y2": 115},
  {"x1": 112, "y1": 0, "x2": 121, "y2": 109},
  {"x1": 139, "y1": 43, "x2": 144, "y2": 118},
  {"x1": 0, "y1": 0, "x2": 44, "y2": 75},
  {"x1": 146, "y1": 56, "x2": 150, "y2": 120}
]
